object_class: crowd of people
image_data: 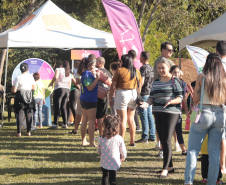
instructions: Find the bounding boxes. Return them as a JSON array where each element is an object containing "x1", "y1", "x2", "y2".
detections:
[{"x1": 11, "y1": 40, "x2": 226, "y2": 185}]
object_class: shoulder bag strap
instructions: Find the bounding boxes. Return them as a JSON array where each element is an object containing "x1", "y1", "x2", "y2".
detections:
[
  {"x1": 199, "y1": 76, "x2": 205, "y2": 111},
  {"x1": 136, "y1": 74, "x2": 140, "y2": 97}
]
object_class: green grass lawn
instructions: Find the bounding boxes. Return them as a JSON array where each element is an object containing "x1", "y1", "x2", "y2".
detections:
[{"x1": 0, "y1": 112, "x2": 225, "y2": 185}]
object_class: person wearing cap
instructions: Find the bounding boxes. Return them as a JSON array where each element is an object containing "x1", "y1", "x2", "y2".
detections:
[
  {"x1": 79, "y1": 54, "x2": 100, "y2": 147},
  {"x1": 12, "y1": 63, "x2": 36, "y2": 137}
]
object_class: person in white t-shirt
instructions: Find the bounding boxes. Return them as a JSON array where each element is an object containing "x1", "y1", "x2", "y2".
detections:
[
  {"x1": 48, "y1": 60, "x2": 71, "y2": 129},
  {"x1": 11, "y1": 63, "x2": 35, "y2": 137},
  {"x1": 33, "y1": 72, "x2": 45, "y2": 128}
]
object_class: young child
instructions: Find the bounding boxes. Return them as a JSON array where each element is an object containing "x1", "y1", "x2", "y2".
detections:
[
  {"x1": 97, "y1": 115, "x2": 127, "y2": 185},
  {"x1": 170, "y1": 65, "x2": 189, "y2": 155}
]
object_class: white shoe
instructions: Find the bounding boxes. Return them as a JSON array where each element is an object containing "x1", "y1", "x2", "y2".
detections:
[
  {"x1": 158, "y1": 150, "x2": 163, "y2": 158},
  {"x1": 175, "y1": 145, "x2": 182, "y2": 152},
  {"x1": 155, "y1": 143, "x2": 161, "y2": 151}
]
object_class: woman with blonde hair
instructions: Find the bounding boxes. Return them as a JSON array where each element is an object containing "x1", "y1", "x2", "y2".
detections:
[
  {"x1": 140, "y1": 57, "x2": 183, "y2": 178},
  {"x1": 184, "y1": 53, "x2": 226, "y2": 185}
]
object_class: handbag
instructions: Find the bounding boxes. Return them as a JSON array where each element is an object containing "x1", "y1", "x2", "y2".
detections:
[
  {"x1": 135, "y1": 74, "x2": 143, "y2": 105},
  {"x1": 190, "y1": 76, "x2": 205, "y2": 123},
  {"x1": 99, "y1": 70, "x2": 112, "y2": 86},
  {"x1": 98, "y1": 86, "x2": 109, "y2": 99}
]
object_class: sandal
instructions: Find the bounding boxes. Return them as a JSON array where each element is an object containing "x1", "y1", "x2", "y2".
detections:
[{"x1": 69, "y1": 129, "x2": 78, "y2": 134}]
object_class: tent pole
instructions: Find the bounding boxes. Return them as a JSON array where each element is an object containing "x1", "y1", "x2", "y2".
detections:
[
  {"x1": 179, "y1": 51, "x2": 181, "y2": 69},
  {"x1": 72, "y1": 60, "x2": 74, "y2": 72},
  {"x1": 1, "y1": 46, "x2": 9, "y2": 127}
]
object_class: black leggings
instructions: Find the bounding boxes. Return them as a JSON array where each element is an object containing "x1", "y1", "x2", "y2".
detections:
[
  {"x1": 201, "y1": 154, "x2": 222, "y2": 180},
  {"x1": 17, "y1": 108, "x2": 32, "y2": 133},
  {"x1": 53, "y1": 88, "x2": 70, "y2": 126},
  {"x1": 67, "y1": 88, "x2": 80, "y2": 123},
  {"x1": 175, "y1": 118, "x2": 184, "y2": 144},
  {"x1": 101, "y1": 167, "x2": 117, "y2": 185},
  {"x1": 153, "y1": 112, "x2": 180, "y2": 169}
]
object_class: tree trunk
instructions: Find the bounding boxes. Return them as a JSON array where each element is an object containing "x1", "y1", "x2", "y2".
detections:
[
  {"x1": 138, "y1": 0, "x2": 147, "y2": 30},
  {"x1": 142, "y1": 0, "x2": 162, "y2": 45},
  {"x1": 0, "y1": 0, "x2": 45, "y2": 85}
]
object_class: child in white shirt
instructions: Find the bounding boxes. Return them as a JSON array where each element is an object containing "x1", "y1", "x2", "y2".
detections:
[{"x1": 97, "y1": 115, "x2": 127, "y2": 185}]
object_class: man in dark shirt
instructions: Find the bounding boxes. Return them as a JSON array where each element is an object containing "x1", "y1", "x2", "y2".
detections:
[
  {"x1": 136, "y1": 51, "x2": 155, "y2": 143},
  {"x1": 96, "y1": 57, "x2": 112, "y2": 136}
]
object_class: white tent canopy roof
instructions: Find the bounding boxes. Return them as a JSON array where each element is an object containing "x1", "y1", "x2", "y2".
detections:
[
  {"x1": 179, "y1": 11, "x2": 226, "y2": 51},
  {"x1": 0, "y1": 0, "x2": 116, "y2": 49}
]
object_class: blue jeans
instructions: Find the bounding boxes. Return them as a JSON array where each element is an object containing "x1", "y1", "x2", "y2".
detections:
[
  {"x1": 34, "y1": 98, "x2": 43, "y2": 126},
  {"x1": 184, "y1": 105, "x2": 224, "y2": 185},
  {"x1": 137, "y1": 95, "x2": 155, "y2": 140}
]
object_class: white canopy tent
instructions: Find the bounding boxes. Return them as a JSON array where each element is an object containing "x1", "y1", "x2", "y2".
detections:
[
  {"x1": 0, "y1": 0, "x2": 116, "y2": 125},
  {"x1": 179, "y1": 11, "x2": 226, "y2": 51},
  {"x1": 178, "y1": 11, "x2": 226, "y2": 68}
]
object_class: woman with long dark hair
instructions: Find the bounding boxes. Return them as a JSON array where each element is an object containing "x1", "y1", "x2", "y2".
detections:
[
  {"x1": 184, "y1": 53, "x2": 226, "y2": 185},
  {"x1": 67, "y1": 71, "x2": 80, "y2": 128},
  {"x1": 109, "y1": 54, "x2": 141, "y2": 146},
  {"x1": 48, "y1": 60, "x2": 71, "y2": 129},
  {"x1": 80, "y1": 55, "x2": 100, "y2": 147},
  {"x1": 69, "y1": 58, "x2": 85, "y2": 134}
]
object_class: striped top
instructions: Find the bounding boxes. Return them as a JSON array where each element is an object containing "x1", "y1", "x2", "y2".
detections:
[{"x1": 150, "y1": 77, "x2": 183, "y2": 114}]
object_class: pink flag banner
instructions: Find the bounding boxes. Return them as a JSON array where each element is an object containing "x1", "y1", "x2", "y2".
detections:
[{"x1": 102, "y1": 0, "x2": 143, "y2": 69}]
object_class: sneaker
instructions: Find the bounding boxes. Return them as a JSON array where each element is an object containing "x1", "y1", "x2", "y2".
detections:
[
  {"x1": 155, "y1": 143, "x2": 161, "y2": 151},
  {"x1": 39, "y1": 124, "x2": 43, "y2": 128},
  {"x1": 95, "y1": 128, "x2": 99, "y2": 132},
  {"x1": 182, "y1": 150, "x2": 187, "y2": 156},
  {"x1": 136, "y1": 129, "x2": 142, "y2": 132},
  {"x1": 68, "y1": 122, "x2": 73, "y2": 125},
  {"x1": 30, "y1": 127, "x2": 37, "y2": 131},
  {"x1": 158, "y1": 150, "x2": 163, "y2": 158},
  {"x1": 61, "y1": 125, "x2": 68, "y2": 129},
  {"x1": 136, "y1": 139, "x2": 148, "y2": 143},
  {"x1": 148, "y1": 138, "x2": 156, "y2": 142},
  {"x1": 48, "y1": 125, "x2": 58, "y2": 129},
  {"x1": 175, "y1": 145, "x2": 182, "y2": 152},
  {"x1": 201, "y1": 178, "x2": 208, "y2": 183},
  {"x1": 216, "y1": 180, "x2": 223, "y2": 184}
]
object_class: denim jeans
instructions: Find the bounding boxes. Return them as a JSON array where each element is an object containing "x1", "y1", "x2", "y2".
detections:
[
  {"x1": 34, "y1": 98, "x2": 43, "y2": 126},
  {"x1": 184, "y1": 105, "x2": 225, "y2": 185},
  {"x1": 137, "y1": 95, "x2": 155, "y2": 140}
]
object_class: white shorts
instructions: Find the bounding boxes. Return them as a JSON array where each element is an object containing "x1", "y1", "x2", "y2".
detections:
[{"x1": 114, "y1": 89, "x2": 137, "y2": 110}]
